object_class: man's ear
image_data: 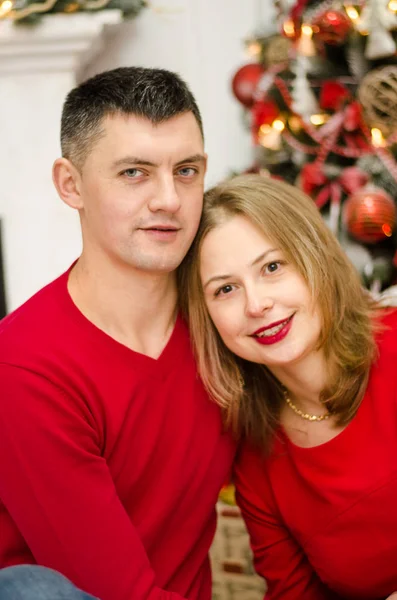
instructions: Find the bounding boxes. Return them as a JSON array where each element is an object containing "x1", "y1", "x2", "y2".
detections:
[{"x1": 52, "y1": 158, "x2": 83, "y2": 210}]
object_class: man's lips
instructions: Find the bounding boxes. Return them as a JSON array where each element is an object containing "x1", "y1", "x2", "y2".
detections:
[
  {"x1": 140, "y1": 225, "x2": 180, "y2": 231},
  {"x1": 139, "y1": 225, "x2": 181, "y2": 242}
]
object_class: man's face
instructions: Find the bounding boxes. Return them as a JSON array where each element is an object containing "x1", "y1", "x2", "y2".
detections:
[{"x1": 76, "y1": 112, "x2": 206, "y2": 273}]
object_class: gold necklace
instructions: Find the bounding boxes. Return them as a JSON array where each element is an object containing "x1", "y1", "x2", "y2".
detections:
[{"x1": 283, "y1": 388, "x2": 332, "y2": 422}]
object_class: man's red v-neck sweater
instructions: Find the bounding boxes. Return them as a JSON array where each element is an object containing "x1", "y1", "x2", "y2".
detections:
[{"x1": 0, "y1": 269, "x2": 236, "y2": 600}]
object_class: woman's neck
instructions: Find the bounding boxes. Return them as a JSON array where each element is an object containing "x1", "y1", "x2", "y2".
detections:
[{"x1": 270, "y1": 349, "x2": 330, "y2": 413}]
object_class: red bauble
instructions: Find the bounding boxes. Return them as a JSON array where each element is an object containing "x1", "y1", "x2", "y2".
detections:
[
  {"x1": 313, "y1": 10, "x2": 352, "y2": 45},
  {"x1": 343, "y1": 188, "x2": 396, "y2": 244},
  {"x1": 231, "y1": 63, "x2": 265, "y2": 108},
  {"x1": 252, "y1": 100, "x2": 279, "y2": 128}
]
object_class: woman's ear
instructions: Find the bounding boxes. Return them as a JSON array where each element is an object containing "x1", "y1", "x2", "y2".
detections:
[{"x1": 52, "y1": 158, "x2": 83, "y2": 210}]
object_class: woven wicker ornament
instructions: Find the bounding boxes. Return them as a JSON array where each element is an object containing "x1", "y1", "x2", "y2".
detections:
[
  {"x1": 358, "y1": 66, "x2": 397, "y2": 135},
  {"x1": 265, "y1": 36, "x2": 291, "y2": 66}
]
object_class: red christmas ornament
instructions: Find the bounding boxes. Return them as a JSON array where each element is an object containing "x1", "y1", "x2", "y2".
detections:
[
  {"x1": 231, "y1": 63, "x2": 265, "y2": 108},
  {"x1": 319, "y1": 81, "x2": 350, "y2": 110},
  {"x1": 343, "y1": 187, "x2": 396, "y2": 244},
  {"x1": 252, "y1": 100, "x2": 280, "y2": 128},
  {"x1": 251, "y1": 100, "x2": 280, "y2": 143},
  {"x1": 313, "y1": 10, "x2": 352, "y2": 45}
]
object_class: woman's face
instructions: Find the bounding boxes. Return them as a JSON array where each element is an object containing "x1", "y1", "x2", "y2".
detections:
[{"x1": 200, "y1": 214, "x2": 323, "y2": 372}]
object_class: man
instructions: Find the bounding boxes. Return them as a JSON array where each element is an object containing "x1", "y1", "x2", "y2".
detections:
[{"x1": 0, "y1": 67, "x2": 236, "y2": 600}]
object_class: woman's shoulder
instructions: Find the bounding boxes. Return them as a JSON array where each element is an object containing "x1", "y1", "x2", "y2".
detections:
[
  {"x1": 378, "y1": 305, "x2": 397, "y2": 324},
  {"x1": 375, "y1": 307, "x2": 397, "y2": 352},
  {"x1": 234, "y1": 441, "x2": 270, "y2": 503},
  {"x1": 235, "y1": 441, "x2": 267, "y2": 480},
  {"x1": 235, "y1": 434, "x2": 285, "y2": 474},
  {"x1": 370, "y1": 308, "x2": 397, "y2": 381},
  {"x1": 234, "y1": 436, "x2": 289, "y2": 513}
]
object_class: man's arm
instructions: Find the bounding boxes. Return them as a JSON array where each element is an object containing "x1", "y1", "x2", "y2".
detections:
[{"x1": 0, "y1": 364, "x2": 185, "y2": 600}]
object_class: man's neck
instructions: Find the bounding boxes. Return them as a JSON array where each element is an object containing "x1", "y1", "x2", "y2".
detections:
[{"x1": 67, "y1": 254, "x2": 179, "y2": 359}]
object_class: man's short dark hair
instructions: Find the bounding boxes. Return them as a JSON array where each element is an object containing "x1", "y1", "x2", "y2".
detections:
[{"x1": 61, "y1": 66, "x2": 204, "y2": 169}]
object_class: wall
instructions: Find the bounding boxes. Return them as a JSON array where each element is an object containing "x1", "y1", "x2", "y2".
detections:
[
  {"x1": 1, "y1": 0, "x2": 276, "y2": 311},
  {"x1": 0, "y1": 72, "x2": 82, "y2": 311}
]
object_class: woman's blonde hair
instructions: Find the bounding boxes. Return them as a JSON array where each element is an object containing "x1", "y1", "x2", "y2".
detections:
[{"x1": 178, "y1": 174, "x2": 379, "y2": 450}]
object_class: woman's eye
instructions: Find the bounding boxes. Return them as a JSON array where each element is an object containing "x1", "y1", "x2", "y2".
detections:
[
  {"x1": 264, "y1": 261, "x2": 282, "y2": 274},
  {"x1": 214, "y1": 284, "x2": 234, "y2": 297}
]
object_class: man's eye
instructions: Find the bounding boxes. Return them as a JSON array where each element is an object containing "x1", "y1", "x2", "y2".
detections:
[
  {"x1": 178, "y1": 167, "x2": 197, "y2": 177},
  {"x1": 122, "y1": 169, "x2": 144, "y2": 178}
]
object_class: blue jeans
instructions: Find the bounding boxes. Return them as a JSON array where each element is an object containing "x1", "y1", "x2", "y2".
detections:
[{"x1": 0, "y1": 565, "x2": 98, "y2": 599}]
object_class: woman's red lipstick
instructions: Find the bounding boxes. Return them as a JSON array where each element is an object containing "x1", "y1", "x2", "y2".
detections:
[{"x1": 252, "y1": 315, "x2": 294, "y2": 345}]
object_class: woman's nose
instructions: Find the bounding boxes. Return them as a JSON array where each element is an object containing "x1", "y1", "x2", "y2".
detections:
[{"x1": 245, "y1": 290, "x2": 274, "y2": 317}]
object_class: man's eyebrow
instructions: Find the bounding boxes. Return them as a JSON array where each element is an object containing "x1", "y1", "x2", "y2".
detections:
[
  {"x1": 175, "y1": 154, "x2": 206, "y2": 166},
  {"x1": 111, "y1": 154, "x2": 206, "y2": 169},
  {"x1": 111, "y1": 156, "x2": 158, "y2": 168}
]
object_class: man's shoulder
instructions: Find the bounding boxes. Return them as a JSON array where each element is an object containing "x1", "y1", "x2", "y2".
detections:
[{"x1": 0, "y1": 270, "x2": 71, "y2": 361}]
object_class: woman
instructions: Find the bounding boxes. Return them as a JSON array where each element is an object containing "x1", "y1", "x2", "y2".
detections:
[{"x1": 179, "y1": 174, "x2": 397, "y2": 600}]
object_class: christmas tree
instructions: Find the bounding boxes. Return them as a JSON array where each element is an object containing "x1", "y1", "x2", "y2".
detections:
[{"x1": 231, "y1": 0, "x2": 397, "y2": 293}]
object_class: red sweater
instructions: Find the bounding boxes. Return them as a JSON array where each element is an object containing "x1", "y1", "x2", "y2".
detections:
[
  {"x1": 0, "y1": 269, "x2": 236, "y2": 600},
  {"x1": 235, "y1": 309, "x2": 397, "y2": 600}
]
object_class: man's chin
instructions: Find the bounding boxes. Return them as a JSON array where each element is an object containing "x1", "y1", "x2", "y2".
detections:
[{"x1": 129, "y1": 257, "x2": 184, "y2": 274}]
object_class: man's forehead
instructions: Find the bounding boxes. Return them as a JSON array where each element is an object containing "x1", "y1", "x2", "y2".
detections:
[
  {"x1": 101, "y1": 111, "x2": 201, "y2": 137},
  {"x1": 93, "y1": 113, "x2": 204, "y2": 163}
]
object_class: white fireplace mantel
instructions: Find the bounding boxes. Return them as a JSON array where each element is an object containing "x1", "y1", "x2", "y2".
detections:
[
  {"x1": 0, "y1": 10, "x2": 122, "y2": 76},
  {"x1": 0, "y1": 10, "x2": 122, "y2": 312}
]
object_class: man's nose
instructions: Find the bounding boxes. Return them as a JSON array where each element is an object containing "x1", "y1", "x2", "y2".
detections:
[{"x1": 148, "y1": 176, "x2": 181, "y2": 214}]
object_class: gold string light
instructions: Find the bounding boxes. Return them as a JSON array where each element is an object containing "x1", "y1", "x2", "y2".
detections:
[
  {"x1": 345, "y1": 4, "x2": 360, "y2": 21},
  {"x1": 310, "y1": 114, "x2": 330, "y2": 126},
  {"x1": 0, "y1": 0, "x2": 13, "y2": 16},
  {"x1": 371, "y1": 128, "x2": 386, "y2": 148},
  {"x1": 259, "y1": 119, "x2": 285, "y2": 150},
  {"x1": 388, "y1": 0, "x2": 397, "y2": 12}
]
